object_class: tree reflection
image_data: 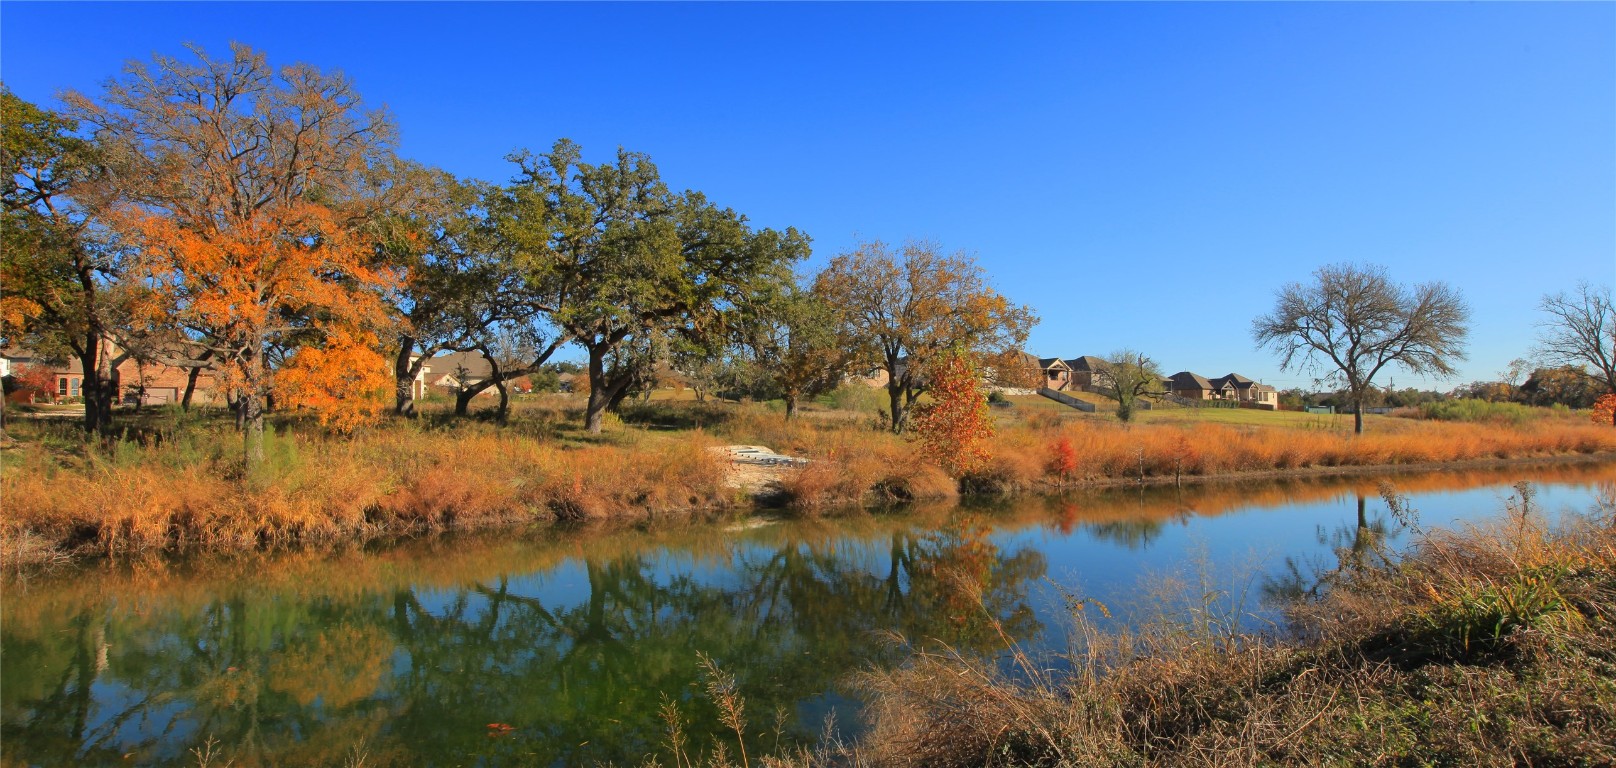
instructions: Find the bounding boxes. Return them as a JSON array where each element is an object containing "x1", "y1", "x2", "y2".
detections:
[
  {"x1": 2, "y1": 512, "x2": 1045, "y2": 767},
  {"x1": 1264, "y1": 493, "x2": 1406, "y2": 609}
]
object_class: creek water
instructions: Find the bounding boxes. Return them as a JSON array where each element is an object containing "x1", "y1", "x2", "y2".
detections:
[{"x1": 3, "y1": 463, "x2": 1611, "y2": 767}]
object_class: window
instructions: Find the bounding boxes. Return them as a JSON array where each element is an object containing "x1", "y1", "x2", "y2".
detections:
[
  {"x1": 69, "y1": 378, "x2": 81, "y2": 397},
  {"x1": 58, "y1": 378, "x2": 68, "y2": 396}
]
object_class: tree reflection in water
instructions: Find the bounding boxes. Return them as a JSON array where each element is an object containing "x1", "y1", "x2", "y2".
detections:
[
  {"x1": 8, "y1": 465, "x2": 1610, "y2": 766},
  {"x1": 2, "y1": 512, "x2": 1045, "y2": 767}
]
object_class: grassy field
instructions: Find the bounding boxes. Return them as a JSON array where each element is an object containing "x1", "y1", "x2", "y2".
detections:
[{"x1": 3, "y1": 389, "x2": 1613, "y2": 567}]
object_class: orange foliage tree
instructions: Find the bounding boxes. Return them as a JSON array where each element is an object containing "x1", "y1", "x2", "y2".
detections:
[
  {"x1": 814, "y1": 240, "x2": 1037, "y2": 433},
  {"x1": 69, "y1": 44, "x2": 406, "y2": 467},
  {"x1": 1593, "y1": 393, "x2": 1616, "y2": 427},
  {"x1": 909, "y1": 348, "x2": 993, "y2": 477}
]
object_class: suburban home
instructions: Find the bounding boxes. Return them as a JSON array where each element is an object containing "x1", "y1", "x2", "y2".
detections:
[
  {"x1": 1208, "y1": 372, "x2": 1279, "y2": 408},
  {"x1": 1037, "y1": 357, "x2": 1073, "y2": 389},
  {"x1": 410, "y1": 350, "x2": 499, "y2": 400},
  {"x1": 1164, "y1": 370, "x2": 1279, "y2": 408},
  {"x1": 1165, "y1": 371, "x2": 1216, "y2": 400},
  {"x1": 1063, "y1": 355, "x2": 1109, "y2": 391},
  {"x1": 1, "y1": 344, "x2": 218, "y2": 406}
]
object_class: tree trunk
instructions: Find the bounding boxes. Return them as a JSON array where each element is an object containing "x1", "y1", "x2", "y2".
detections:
[
  {"x1": 1353, "y1": 402, "x2": 1364, "y2": 434},
  {"x1": 887, "y1": 385, "x2": 904, "y2": 434},
  {"x1": 583, "y1": 346, "x2": 631, "y2": 434},
  {"x1": 495, "y1": 379, "x2": 510, "y2": 423},
  {"x1": 394, "y1": 342, "x2": 419, "y2": 416},
  {"x1": 182, "y1": 364, "x2": 204, "y2": 411},
  {"x1": 76, "y1": 339, "x2": 105, "y2": 437},
  {"x1": 454, "y1": 387, "x2": 475, "y2": 417},
  {"x1": 242, "y1": 348, "x2": 266, "y2": 473},
  {"x1": 784, "y1": 394, "x2": 798, "y2": 420}
]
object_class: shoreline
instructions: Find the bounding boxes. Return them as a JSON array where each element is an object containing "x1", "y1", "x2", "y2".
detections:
[
  {"x1": 7, "y1": 446, "x2": 1612, "y2": 575},
  {"x1": 1038, "y1": 449, "x2": 1616, "y2": 492}
]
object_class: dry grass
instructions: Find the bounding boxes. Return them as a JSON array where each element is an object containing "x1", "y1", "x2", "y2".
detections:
[
  {"x1": 3, "y1": 394, "x2": 1613, "y2": 566},
  {"x1": 1, "y1": 413, "x2": 732, "y2": 564}
]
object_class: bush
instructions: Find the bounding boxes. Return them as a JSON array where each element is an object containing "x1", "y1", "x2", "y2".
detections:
[
  {"x1": 824, "y1": 383, "x2": 887, "y2": 414},
  {"x1": 1417, "y1": 399, "x2": 1551, "y2": 425}
]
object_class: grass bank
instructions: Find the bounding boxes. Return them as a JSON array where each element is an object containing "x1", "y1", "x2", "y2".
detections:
[
  {"x1": 656, "y1": 484, "x2": 1616, "y2": 767},
  {"x1": 3, "y1": 393, "x2": 1614, "y2": 567}
]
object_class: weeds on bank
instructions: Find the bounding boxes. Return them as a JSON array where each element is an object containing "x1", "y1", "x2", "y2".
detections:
[
  {"x1": 4, "y1": 396, "x2": 1614, "y2": 566},
  {"x1": 825, "y1": 484, "x2": 1616, "y2": 767}
]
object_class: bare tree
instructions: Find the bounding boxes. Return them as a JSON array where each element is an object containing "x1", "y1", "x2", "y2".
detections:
[
  {"x1": 1534, "y1": 282, "x2": 1614, "y2": 423},
  {"x1": 1096, "y1": 350, "x2": 1163, "y2": 423},
  {"x1": 1252, "y1": 263, "x2": 1469, "y2": 434},
  {"x1": 1500, "y1": 357, "x2": 1533, "y2": 402}
]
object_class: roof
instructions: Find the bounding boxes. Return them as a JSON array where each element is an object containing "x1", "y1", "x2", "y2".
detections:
[
  {"x1": 425, "y1": 350, "x2": 494, "y2": 380},
  {"x1": 1037, "y1": 357, "x2": 1071, "y2": 371},
  {"x1": 1, "y1": 348, "x2": 82, "y2": 374},
  {"x1": 1065, "y1": 355, "x2": 1107, "y2": 372},
  {"x1": 1209, "y1": 373, "x2": 1273, "y2": 392},
  {"x1": 1167, "y1": 371, "x2": 1213, "y2": 390}
]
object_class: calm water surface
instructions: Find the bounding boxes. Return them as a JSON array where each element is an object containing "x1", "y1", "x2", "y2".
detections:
[{"x1": 4, "y1": 463, "x2": 1612, "y2": 767}]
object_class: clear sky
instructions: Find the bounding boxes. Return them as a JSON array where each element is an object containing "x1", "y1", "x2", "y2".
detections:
[{"x1": 3, "y1": 2, "x2": 1612, "y2": 389}]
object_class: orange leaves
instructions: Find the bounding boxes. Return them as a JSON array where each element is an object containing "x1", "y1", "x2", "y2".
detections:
[
  {"x1": 276, "y1": 327, "x2": 391, "y2": 433},
  {"x1": 118, "y1": 197, "x2": 399, "y2": 435},
  {"x1": 1046, "y1": 436, "x2": 1078, "y2": 480},
  {"x1": 1593, "y1": 394, "x2": 1616, "y2": 426},
  {"x1": 910, "y1": 350, "x2": 994, "y2": 477}
]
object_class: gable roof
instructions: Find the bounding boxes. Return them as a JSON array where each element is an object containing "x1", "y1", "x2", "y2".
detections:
[
  {"x1": 1037, "y1": 357, "x2": 1072, "y2": 371},
  {"x1": 1167, "y1": 371, "x2": 1213, "y2": 390},
  {"x1": 1065, "y1": 355, "x2": 1107, "y2": 372},
  {"x1": 425, "y1": 351, "x2": 494, "y2": 380}
]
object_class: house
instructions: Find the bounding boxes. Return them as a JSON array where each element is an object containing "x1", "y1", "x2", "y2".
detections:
[
  {"x1": 1207, "y1": 373, "x2": 1279, "y2": 408},
  {"x1": 410, "y1": 350, "x2": 499, "y2": 400},
  {"x1": 1165, "y1": 371, "x2": 1215, "y2": 400},
  {"x1": 1165, "y1": 370, "x2": 1278, "y2": 408},
  {"x1": 1037, "y1": 357, "x2": 1072, "y2": 389},
  {"x1": 1063, "y1": 355, "x2": 1109, "y2": 391},
  {"x1": 2, "y1": 344, "x2": 218, "y2": 406}
]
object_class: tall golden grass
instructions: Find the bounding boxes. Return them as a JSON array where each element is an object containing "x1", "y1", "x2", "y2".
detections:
[
  {"x1": 3, "y1": 397, "x2": 1613, "y2": 564},
  {"x1": 1, "y1": 417, "x2": 731, "y2": 562}
]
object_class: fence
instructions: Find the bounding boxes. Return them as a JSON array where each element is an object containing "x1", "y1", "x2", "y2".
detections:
[{"x1": 1037, "y1": 387, "x2": 1096, "y2": 412}]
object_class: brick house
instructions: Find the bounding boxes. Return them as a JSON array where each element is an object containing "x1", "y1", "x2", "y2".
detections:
[{"x1": 2, "y1": 344, "x2": 218, "y2": 406}]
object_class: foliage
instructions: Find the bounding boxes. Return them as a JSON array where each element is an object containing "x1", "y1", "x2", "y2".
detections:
[
  {"x1": 1594, "y1": 394, "x2": 1616, "y2": 427},
  {"x1": 1519, "y1": 365, "x2": 1605, "y2": 409},
  {"x1": 69, "y1": 44, "x2": 406, "y2": 468},
  {"x1": 909, "y1": 350, "x2": 993, "y2": 477},
  {"x1": 1096, "y1": 349, "x2": 1163, "y2": 422},
  {"x1": 1252, "y1": 263, "x2": 1470, "y2": 434},
  {"x1": 1417, "y1": 398, "x2": 1551, "y2": 426},
  {"x1": 275, "y1": 327, "x2": 393, "y2": 433},
  {"x1": 497, "y1": 139, "x2": 808, "y2": 433},
  {"x1": 734, "y1": 282, "x2": 848, "y2": 419},
  {"x1": 814, "y1": 240, "x2": 1036, "y2": 433},
  {"x1": 1, "y1": 88, "x2": 122, "y2": 435},
  {"x1": 1046, "y1": 436, "x2": 1078, "y2": 481},
  {"x1": 6, "y1": 362, "x2": 58, "y2": 403}
]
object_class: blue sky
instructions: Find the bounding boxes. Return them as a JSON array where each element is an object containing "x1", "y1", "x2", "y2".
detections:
[{"x1": 3, "y1": 2, "x2": 1612, "y2": 389}]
